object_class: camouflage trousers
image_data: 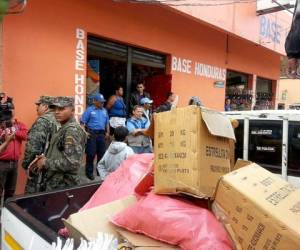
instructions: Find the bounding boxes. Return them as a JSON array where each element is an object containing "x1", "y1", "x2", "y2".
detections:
[{"x1": 24, "y1": 171, "x2": 46, "y2": 194}]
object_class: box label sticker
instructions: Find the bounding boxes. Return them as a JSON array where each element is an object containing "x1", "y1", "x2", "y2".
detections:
[
  {"x1": 158, "y1": 152, "x2": 187, "y2": 160},
  {"x1": 260, "y1": 177, "x2": 275, "y2": 187},
  {"x1": 248, "y1": 223, "x2": 266, "y2": 249},
  {"x1": 290, "y1": 201, "x2": 300, "y2": 214},
  {"x1": 266, "y1": 185, "x2": 297, "y2": 206},
  {"x1": 206, "y1": 146, "x2": 229, "y2": 159},
  {"x1": 158, "y1": 164, "x2": 190, "y2": 174},
  {"x1": 210, "y1": 165, "x2": 230, "y2": 174}
]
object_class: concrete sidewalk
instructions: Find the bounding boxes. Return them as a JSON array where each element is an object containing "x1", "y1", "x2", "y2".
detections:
[{"x1": 78, "y1": 162, "x2": 102, "y2": 185}]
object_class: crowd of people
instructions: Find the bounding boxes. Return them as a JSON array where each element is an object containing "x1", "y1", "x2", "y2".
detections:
[
  {"x1": 0, "y1": 95, "x2": 86, "y2": 203},
  {"x1": 0, "y1": 83, "x2": 203, "y2": 204},
  {"x1": 81, "y1": 82, "x2": 178, "y2": 180},
  {"x1": 0, "y1": 83, "x2": 176, "y2": 202}
]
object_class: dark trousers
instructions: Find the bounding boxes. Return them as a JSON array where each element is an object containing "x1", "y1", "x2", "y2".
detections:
[
  {"x1": 0, "y1": 160, "x2": 18, "y2": 202},
  {"x1": 86, "y1": 132, "x2": 106, "y2": 176}
]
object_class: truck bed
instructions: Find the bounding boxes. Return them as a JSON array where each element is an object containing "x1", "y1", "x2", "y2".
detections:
[{"x1": 2, "y1": 182, "x2": 100, "y2": 248}]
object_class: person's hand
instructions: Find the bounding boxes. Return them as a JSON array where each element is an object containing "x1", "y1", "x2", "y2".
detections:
[
  {"x1": 32, "y1": 155, "x2": 46, "y2": 172},
  {"x1": 171, "y1": 95, "x2": 179, "y2": 107},
  {"x1": 26, "y1": 168, "x2": 33, "y2": 180},
  {"x1": 0, "y1": 131, "x2": 15, "y2": 154},
  {"x1": 133, "y1": 129, "x2": 144, "y2": 136},
  {"x1": 105, "y1": 132, "x2": 110, "y2": 140},
  {"x1": 81, "y1": 124, "x2": 90, "y2": 138},
  {"x1": 132, "y1": 129, "x2": 139, "y2": 136},
  {"x1": 5, "y1": 131, "x2": 15, "y2": 143},
  {"x1": 86, "y1": 132, "x2": 91, "y2": 139}
]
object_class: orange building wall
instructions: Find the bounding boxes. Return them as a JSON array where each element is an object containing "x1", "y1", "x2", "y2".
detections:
[
  {"x1": 169, "y1": 0, "x2": 292, "y2": 54},
  {"x1": 3, "y1": 0, "x2": 280, "y2": 194}
]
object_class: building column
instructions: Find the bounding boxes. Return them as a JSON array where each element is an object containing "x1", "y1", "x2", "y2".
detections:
[
  {"x1": 272, "y1": 80, "x2": 278, "y2": 109},
  {"x1": 250, "y1": 74, "x2": 257, "y2": 110}
]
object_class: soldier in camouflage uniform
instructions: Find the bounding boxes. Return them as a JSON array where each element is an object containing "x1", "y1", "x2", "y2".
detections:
[
  {"x1": 22, "y1": 96, "x2": 58, "y2": 193},
  {"x1": 34, "y1": 97, "x2": 87, "y2": 191}
]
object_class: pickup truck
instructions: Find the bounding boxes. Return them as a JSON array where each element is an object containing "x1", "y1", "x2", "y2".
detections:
[
  {"x1": 5, "y1": 109, "x2": 300, "y2": 250},
  {"x1": 1, "y1": 182, "x2": 101, "y2": 250},
  {"x1": 225, "y1": 109, "x2": 300, "y2": 187}
]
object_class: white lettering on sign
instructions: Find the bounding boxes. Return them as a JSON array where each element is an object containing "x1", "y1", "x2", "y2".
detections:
[
  {"x1": 195, "y1": 62, "x2": 226, "y2": 81},
  {"x1": 75, "y1": 39, "x2": 85, "y2": 70},
  {"x1": 256, "y1": 146, "x2": 276, "y2": 152},
  {"x1": 172, "y1": 56, "x2": 192, "y2": 74},
  {"x1": 172, "y1": 56, "x2": 226, "y2": 81},
  {"x1": 74, "y1": 28, "x2": 86, "y2": 121},
  {"x1": 251, "y1": 129, "x2": 272, "y2": 135}
]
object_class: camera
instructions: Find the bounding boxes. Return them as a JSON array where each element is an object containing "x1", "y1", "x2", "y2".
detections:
[{"x1": 0, "y1": 93, "x2": 14, "y2": 129}]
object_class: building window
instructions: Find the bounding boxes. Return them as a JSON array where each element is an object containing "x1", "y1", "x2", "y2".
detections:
[{"x1": 225, "y1": 70, "x2": 252, "y2": 111}]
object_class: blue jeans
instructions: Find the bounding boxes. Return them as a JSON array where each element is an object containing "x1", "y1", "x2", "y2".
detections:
[
  {"x1": 131, "y1": 145, "x2": 152, "y2": 154},
  {"x1": 86, "y1": 133, "x2": 106, "y2": 176}
]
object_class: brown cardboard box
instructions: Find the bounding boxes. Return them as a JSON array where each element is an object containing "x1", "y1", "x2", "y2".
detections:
[
  {"x1": 154, "y1": 106, "x2": 235, "y2": 198},
  {"x1": 117, "y1": 229, "x2": 180, "y2": 249},
  {"x1": 214, "y1": 163, "x2": 300, "y2": 250},
  {"x1": 63, "y1": 196, "x2": 137, "y2": 243},
  {"x1": 63, "y1": 196, "x2": 179, "y2": 249},
  {"x1": 233, "y1": 158, "x2": 252, "y2": 171}
]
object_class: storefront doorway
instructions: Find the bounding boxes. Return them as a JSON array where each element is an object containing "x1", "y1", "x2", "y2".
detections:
[
  {"x1": 87, "y1": 36, "x2": 169, "y2": 111},
  {"x1": 225, "y1": 70, "x2": 252, "y2": 111}
]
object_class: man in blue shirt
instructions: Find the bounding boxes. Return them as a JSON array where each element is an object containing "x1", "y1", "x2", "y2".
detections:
[
  {"x1": 80, "y1": 93, "x2": 109, "y2": 180},
  {"x1": 126, "y1": 105, "x2": 152, "y2": 154}
]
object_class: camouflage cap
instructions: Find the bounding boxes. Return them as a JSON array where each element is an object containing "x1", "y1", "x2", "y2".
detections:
[
  {"x1": 52, "y1": 96, "x2": 75, "y2": 107},
  {"x1": 35, "y1": 96, "x2": 54, "y2": 106}
]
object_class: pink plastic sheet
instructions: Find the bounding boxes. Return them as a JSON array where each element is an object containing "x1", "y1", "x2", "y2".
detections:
[{"x1": 80, "y1": 153, "x2": 153, "y2": 211}]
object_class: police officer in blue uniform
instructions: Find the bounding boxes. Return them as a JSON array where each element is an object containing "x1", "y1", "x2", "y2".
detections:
[{"x1": 80, "y1": 93, "x2": 109, "y2": 180}]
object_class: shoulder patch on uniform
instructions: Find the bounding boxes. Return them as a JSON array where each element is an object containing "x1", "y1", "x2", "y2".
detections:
[{"x1": 65, "y1": 136, "x2": 75, "y2": 145}]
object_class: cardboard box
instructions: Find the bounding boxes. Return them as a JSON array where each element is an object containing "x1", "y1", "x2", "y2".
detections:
[
  {"x1": 233, "y1": 158, "x2": 252, "y2": 171},
  {"x1": 214, "y1": 163, "x2": 300, "y2": 249},
  {"x1": 154, "y1": 106, "x2": 235, "y2": 198},
  {"x1": 63, "y1": 196, "x2": 179, "y2": 249},
  {"x1": 117, "y1": 229, "x2": 180, "y2": 249},
  {"x1": 63, "y1": 196, "x2": 136, "y2": 242}
]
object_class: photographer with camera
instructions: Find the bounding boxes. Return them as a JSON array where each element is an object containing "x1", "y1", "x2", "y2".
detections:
[{"x1": 0, "y1": 93, "x2": 27, "y2": 202}]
